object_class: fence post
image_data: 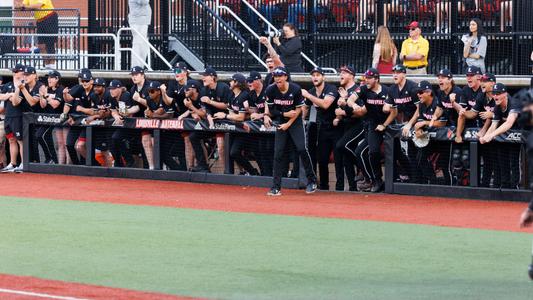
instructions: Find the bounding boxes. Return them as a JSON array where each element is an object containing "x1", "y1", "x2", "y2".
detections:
[
  {"x1": 154, "y1": 129, "x2": 161, "y2": 170},
  {"x1": 85, "y1": 126, "x2": 94, "y2": 166},
  {"x1": 450, "y1": 0, "x2": 459, "y2": 74},
  {"x1": 469, "y1": 141, "x2": 478, "y2": 187}
]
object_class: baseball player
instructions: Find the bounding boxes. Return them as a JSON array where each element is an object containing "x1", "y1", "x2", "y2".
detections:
[
  {"x1": 20, "y1": 66, "x2": 45, "y2": 164},
  {"x1": 265, "y1": 66, "x2": 317, "y2": 196},
  {"x1": 42, "y1": 70, "x2": 67, "y2": 164},
  {"x1": 478, "y1": 73, "x2": 498, "y2": 187},
  {"x1": 130, "y1": 66, "x2": 153, "y2": 169}
]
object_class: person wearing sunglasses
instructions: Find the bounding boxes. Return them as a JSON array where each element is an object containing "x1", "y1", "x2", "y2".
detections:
[{"x1": 400, "y1": 21, "x2": 429, "y2": 75}]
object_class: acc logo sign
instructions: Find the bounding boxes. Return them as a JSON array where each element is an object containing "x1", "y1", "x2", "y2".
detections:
[{"x1": 505, "y1": 132, "x2": 522, "y2": 142}]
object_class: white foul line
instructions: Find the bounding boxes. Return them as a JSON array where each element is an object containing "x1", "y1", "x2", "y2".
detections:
[{"x1": 0, "y1": 288, "x2": 90, "y2": 300}]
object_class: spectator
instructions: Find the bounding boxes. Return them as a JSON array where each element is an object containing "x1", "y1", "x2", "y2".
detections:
[
  {"x1": 479, "y1": 83, "x2": 522, "y2": 189},
  {"x1": 287, "y1": 0, "x2": 328, "y2": 31},
  {"x1": 462, "y1": 18, "x2": 487, "y2": 74},
  {"x1": 355, "y1": 0, "x2": 375, "y2": 33},
  {"x1": 128, "y1": 0, "x2": 152, "y2": 68},
  {"x1": 272, "y1": 23, "x2": 304, "y2": 73},
  {"x1": 400, "y1": 21, "x2": 429, "y2": 75},
  {"x1": 14, "y1": 0, "x2": 58, "y2": 69},
  {"x1": 372, "y1": 26, "x2": 398, "y2": 74}
]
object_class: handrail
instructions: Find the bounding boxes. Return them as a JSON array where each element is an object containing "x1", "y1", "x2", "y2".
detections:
[
  {"x1": 218, "y1": 5, "x2": 268, "y2": 70},
  {"x1": 116, "y1": 27, "x2": 173, "y2": 71},
  {"x1": 236, "y1": 0, "x2": 336, "y2": 74}
]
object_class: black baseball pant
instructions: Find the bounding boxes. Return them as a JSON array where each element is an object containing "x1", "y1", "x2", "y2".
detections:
[
  {"x1": 110, "y1": 129, "x2": 137, "y2": 167},
  {"x1": 66, "y1": 127, "x2": 83, "y2": 165},
  {"x1": 272, "y1": 118, "x2": 316, "y2": 190},
  {"x1": 161, "y1": 131, "x2": 187, "y2": 171},
  {"x1": 316, "y1": 124, "x2": 343, "y2": 190},
  {"x1": 495, "y1": 142, "x2": 521, "y2": 189},
  {"x1": 34, "y1": 125, "x2": 57, "y2": 163},
  {"x1": 335, "y1": 122, "x2": 365, "y2": 189},
  {"x1": 189, "y1": 131, "x2": 214, "y2": 169},
  {"x1": 230, "y1": 134, "x2": 257, "y2": 175}
]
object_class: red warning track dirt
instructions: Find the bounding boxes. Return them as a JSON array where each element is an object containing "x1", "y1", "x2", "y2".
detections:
[
  {"x1": 0, "y1": 274, "x2": 200, "y2": 300},
  {"x1": 1, "y1": 173, "x2": 530, "y2": 233}
]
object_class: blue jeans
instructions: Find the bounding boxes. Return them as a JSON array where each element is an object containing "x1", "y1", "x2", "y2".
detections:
[{"x1": 287, "y1": 4, "x2": 327, "y2": 30}]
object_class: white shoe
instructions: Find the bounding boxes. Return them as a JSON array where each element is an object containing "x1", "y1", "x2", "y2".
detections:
[
  {"x1": 1, "y1": 163, "x2": 16, "y2": 173},
  {"x1": 14, "y1": 164, "x2": 23, "y2": 173}
]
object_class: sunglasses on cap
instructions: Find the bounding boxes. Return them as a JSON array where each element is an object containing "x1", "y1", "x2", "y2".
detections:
[
  {"x1": 81, "y1": 79, "x2": 91, "y2": 83},
  {"x1": 417, "y1": 89, "x2": 431, "y2": 95},
  {"x1": 174, "y1": 68, "x2": 184, "y2": 75}
]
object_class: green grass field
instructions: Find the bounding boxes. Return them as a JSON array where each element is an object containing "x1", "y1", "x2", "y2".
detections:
[{"x1": 1, "y1": 196, "x2": 532, "y2": 299}]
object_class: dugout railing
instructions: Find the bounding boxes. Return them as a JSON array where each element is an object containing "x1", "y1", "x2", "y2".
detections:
[
  {"x1": 22, "y1": 113, "x2": 300, "y2": 189},
  {"x1": 22, "y1": 111, "x2": 529, "y2": 202}
]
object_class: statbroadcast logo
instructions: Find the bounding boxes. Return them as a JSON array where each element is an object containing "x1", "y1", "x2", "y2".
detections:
[
  {"x1": 135, "y1": 119, "x2": 160, "y2": 129},
  {"x1": 506, "y1": 132, "x2": 522, "y2": 142},
  {"x1": 160, "y1": 119, "x2": 184, "y2": 130},
  {"x1": 259, "y1": 124, "x2": 276, "y2": 132},
  {"x1": 212, "y1": 123, "x2": 236, "y2": 131},
  {"x1": 37, "y1": 115, "x2": 62, "y2": 124}
]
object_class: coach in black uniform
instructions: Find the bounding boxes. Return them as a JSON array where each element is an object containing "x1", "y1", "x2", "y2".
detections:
[
  {"x1": 405, "y1": 81, "x2": 447, "y2": 184},
  {"x1": 301, "y1": 67, "x2": 342, "y2": 190},
  {"x1": 215, "y1": 73, "x2": 258, "y2": 175},
  {"x1": 389, "y1": 64, "x2": 419, "y2": 182},
  {"x1": 266, "y1": 67, "x2": 317, "y2": 196},
  {"x1": 478, "y1": 73, "x2": 498, "y2": 187},
  {"x1": 161, "y1": 62, "x2": 188, "y2": 170},
  {"x1": 352, "y1": 68, "x2": 395, "y2": 192},
  {"x1": 0, "y1": 64, "x2": 27, "y2": 172},
  {"x1": 334, "y1": 66, "x2": 365, "y2": 191},
  {"x1": 20, "y1": 66, "x2": 45, "y2": 163},
  {"x1": 455, "y1": 66, "x2": 484, "y2": 143},
  {"x1": 62, "y1": 69, "x2": 95, "y2": 165},
  {"x1": 248, "y1": 71, "x2": 274, "y2": 176},
  {"x1": 108, "y1": 80, "x2": 139, "y2": 167},
  {"x1": 479, "y1": 83, "x2": 522, "y2": 189}
]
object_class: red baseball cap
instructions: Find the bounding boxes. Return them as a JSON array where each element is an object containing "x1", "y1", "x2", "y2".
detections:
[{"x1": 406, "y1": 21, "x2": 419, "y2": 30}]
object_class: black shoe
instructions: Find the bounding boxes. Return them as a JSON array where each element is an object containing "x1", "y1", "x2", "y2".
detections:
[
  {"x1": 267, "y1": 188, "x2": 282, "y2": 196},
  {"x1": 319, "y1": 185, "x2": 329, "y2": 191},
  {"x1": 348, "y1": 186, "x2": 357, "y2": 192},
  {"x1": 370, "y1": 180, "x2": 384, "y2": 193},
  {"x1": 306, "y1": 182, "x2": 317, "y2": 194},
  {"x1": 357, "y1": 181, "x2": 372, "y2": 192},
  {"x1": 335, "y1": 183, "x2": 344, "y2": 191},
  {"x1": 191, "y1": 165, "x2": 210, "y2": 173}
]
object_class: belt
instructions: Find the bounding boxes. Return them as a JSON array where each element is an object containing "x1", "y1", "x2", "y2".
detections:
[{"x1": 406, "y1": 65, "x2": 427, "y2": 70}]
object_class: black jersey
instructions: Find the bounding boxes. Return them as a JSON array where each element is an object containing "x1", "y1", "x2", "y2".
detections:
[
  {"x1": 166, "y1": 80, "x2": 187, "y2": 117},
  {"x1": 44, "y1": 86, "x2": 65, "y2": 114},
  {"x1": 130, "y1": 81, "x2": 150, "y2": 118},
  {"x1": 90, "y1": 90, "x2": 111, "y2": 111},
  {"x1": 418, "y1": 98, "x2": 446, "y2": 123},
  {"x1": 146, "y1": 96, "x2": 174, "y2": 115},
  {"x1": 200, "y1": 82, "x2": 231, "y2": 115},
  {"x1": 229, "y1": 90, "x2": 249, "y2": 115},
  {"x1": 265, "y1": 82, "x2": 305, "y2": 123},
  {"x1": 461, "y1": 85, "x2": 485, "y2": 127},
  {"x1": 108, "y1": 91, "x2": 135, "y2": 113},
  {"x1": 436, "y1": 85, "x2": 463, "y2": 126},
  {"x1": 474, "y1": 95, "x2": 496, "y2": 127},
  {"x1": 249, "y1": 87, "x2": 267, "y2": 114},
  {"x1": 26, "y1": 81, "x2": 44, "y2": 113},
  {"x1": 493, "y1": 96, "x2": 522, "y2": 129},
  {"x1": 68, "y1": 84, "x2": 94, "y2": 115},
  {"x1": 306, "y1": 83, "x2": 339, "y2": 126},
  {"x1": 2, "y1": 82, "x2": 32, "y2": 117},
  {"x1": 388, "y1": 79, "x2": 419, "y2": 123},
  {"x1": 342, "y1": 83, "x2": 365, "y2": 126},
  {"x1": 356, "y1": 84, "x2": 394, "y2": 125}
]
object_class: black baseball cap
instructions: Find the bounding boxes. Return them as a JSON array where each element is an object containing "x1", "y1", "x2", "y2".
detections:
[
  {"x1": 481, "y1": 73, "x2": 496, "y2": 82},
  {"x1": 78, "y1": 68, "x2": 91, "y2": 76},
  {"x1": 415, "y1": 80, "x2": 433, "y2": 93},
  {"x1": 272, "y1": 67, "x2": 288, "y2": 76},
  {"x1": 94, "y1": 78, "x2": 106, "y2": 86},
  {"x1": 247, "y1": 71, "x2": 261, "y2": 83},
  {"x1": 12, "y1": 63, "x2": 25, "y2": 73},
  {"x1": 466, "y1": 66, "x2": 482, "y2": 76},
  {"x1": 340, "y1": 65, "x2": 356, "y2": 76},
  {"x1": 231, "y1": 73, "x2": 246, "y2": 85},
  {"x1": 174, "y1": 61, "x2": 188, "y2": 73},
  {"x1": 109, "y1": 80, "x2": 123, "y2": 89},
  {"x1": 392, "y1": 64, "x2": 407, "y2": 73},
  {"x1": 24, "y1": 66, "x2": 36, "y2": 75},
  {"x1": 492, "y1": 83, "x2": 507, "y2": 94},
  {"x1": 130, "y1": 66, "x2": 144, "y2": 75},
  {"x1": 437, "y1": 69, "x2": 453, "y2": 78},
  {"x1": 310, "y1": 67, "x2": 325, "y2": 75},
  {"x1": 148, "y1": 81, "x2": 161, "y2": 90},
  {"x1": 185, "y1": 79, "x2": 201, "y2": 90},
  {"x1": 47, "y1": 70, "x2": 61, "y2": 78},
  {"x1": 79, "y1": 71, "x2": 93, "y2": 81},
  {"x1": 200, "y1": 67, "x2": 217, "y2": 77},
  {"x1": 364, "y1": 68, "x2": 379, "y2": 78}
]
